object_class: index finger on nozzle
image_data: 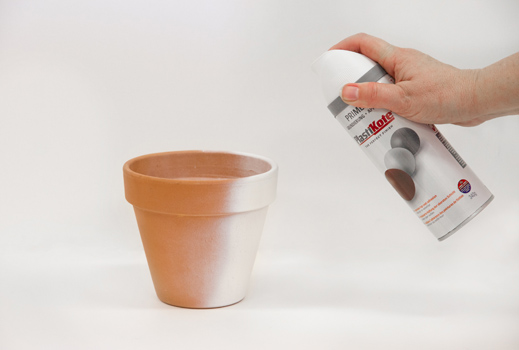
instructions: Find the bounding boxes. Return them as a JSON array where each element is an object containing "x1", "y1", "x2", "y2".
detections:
[{"x1": 329, "y1": 33, "x2": 396, "y2": 75}]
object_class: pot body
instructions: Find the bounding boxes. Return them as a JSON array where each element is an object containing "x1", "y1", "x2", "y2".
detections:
[
  {"x1": 134, "y1": 207, "x2": 268, "y2": 308},
  {"x1": 123, "y1": 151, "x2": 277, "y2": 308}
]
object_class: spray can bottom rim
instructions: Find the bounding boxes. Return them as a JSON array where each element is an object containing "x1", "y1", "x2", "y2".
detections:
[{"x1": 437, "y1": 195, "x2": 495, "y2": 242}]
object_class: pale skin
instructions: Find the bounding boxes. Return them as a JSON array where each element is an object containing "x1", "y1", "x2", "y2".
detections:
[{"x1": 330, "y1": 33, "x2": 519, "y2": 127}]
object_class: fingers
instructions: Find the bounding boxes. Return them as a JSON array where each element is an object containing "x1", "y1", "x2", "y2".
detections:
[
  {"x1": 341, "y1": 82, "x2": 410, "y2": 115},
  {"x1": 330, "y1": 33, "x2": 398, "y2": 76}
]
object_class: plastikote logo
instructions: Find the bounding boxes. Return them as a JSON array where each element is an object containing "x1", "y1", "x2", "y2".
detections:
[{"x1": 354, "y1": 111, "x2": 395, "y2": 145}]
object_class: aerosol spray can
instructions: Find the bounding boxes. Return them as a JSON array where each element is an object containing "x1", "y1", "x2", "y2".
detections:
[{"x1": 312, "y1": 50, "x2": 494, "y2": 241}]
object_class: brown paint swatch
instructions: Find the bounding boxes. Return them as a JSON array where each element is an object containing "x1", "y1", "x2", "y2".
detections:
[{"x1": 385, "y1": 168, "x2": 416, "y2": 201}]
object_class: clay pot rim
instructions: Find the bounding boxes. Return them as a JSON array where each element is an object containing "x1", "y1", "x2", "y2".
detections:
[{"x1": 123, "y1": 150, "x2": 278, "y2": 185}]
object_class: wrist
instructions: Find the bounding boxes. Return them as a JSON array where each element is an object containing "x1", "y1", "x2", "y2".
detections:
[
  {"x1": 448, "y1": 69, "x2": 485, "y2": 127},
  {"x1": 470, "y1": 53, "x2": 519, "y2": 125},
  {"x1": 462, "y1": 68, "x2": 488, "y2": 126}
]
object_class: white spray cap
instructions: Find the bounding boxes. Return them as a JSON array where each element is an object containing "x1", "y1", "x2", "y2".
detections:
[{"x1": 312, "y1": 50, "x2": 378, "y2": 106}]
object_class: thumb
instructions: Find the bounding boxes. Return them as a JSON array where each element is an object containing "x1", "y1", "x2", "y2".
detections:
[{"x1": 341, "y1": 82, "x2": 408, "y2": 114}]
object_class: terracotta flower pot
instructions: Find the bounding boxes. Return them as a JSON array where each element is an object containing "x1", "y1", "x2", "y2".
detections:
[{"x1": 123, "y1": 151, "x2": 278, "y2": 308}]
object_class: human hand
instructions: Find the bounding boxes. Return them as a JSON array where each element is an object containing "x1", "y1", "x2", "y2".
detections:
[{"x1": 330, "y1": 33, "x2": 489, "y2": 127}]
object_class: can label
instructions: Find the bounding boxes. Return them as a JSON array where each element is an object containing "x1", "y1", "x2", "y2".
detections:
[{"x1": 332, "y1": 74, "x2": 493, "y2": 240}]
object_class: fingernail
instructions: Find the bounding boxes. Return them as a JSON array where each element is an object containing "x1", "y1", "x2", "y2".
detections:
[{"x1": 342, "y1": 85, "x2": 359, "y2": 102}]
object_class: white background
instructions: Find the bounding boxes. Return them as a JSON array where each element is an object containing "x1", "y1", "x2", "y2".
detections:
[{"x1": 1, "y1": 0, "x2": 519, "y2": 349}]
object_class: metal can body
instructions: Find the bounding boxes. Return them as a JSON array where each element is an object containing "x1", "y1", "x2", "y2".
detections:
[{"x1": 332, "y1": 73, "x2": 494, "y2": 240}]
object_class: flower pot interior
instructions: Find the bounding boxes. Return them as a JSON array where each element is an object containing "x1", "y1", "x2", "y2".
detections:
[{"x1": 127, "y1": 151, "x2": 273, "y2": 180}]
